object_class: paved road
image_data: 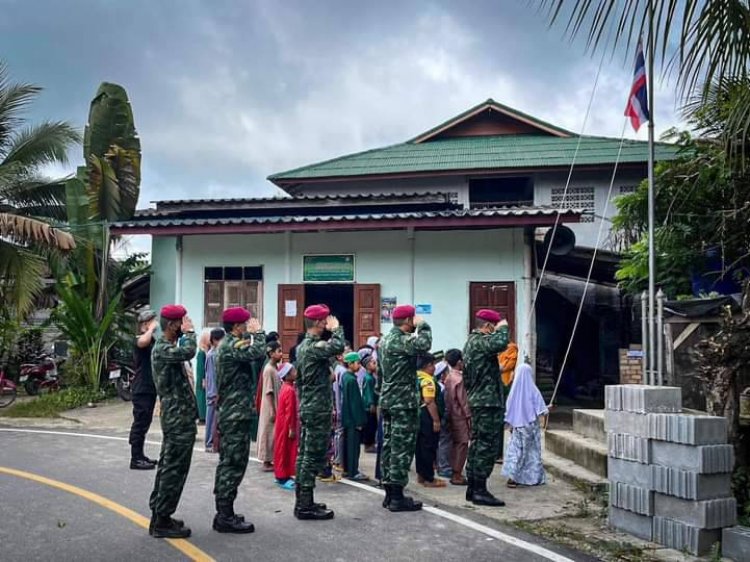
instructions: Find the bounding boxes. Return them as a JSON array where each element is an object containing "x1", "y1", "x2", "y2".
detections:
[{"x1": 0, "y1": 428, "x2": 596, "y2": 562}]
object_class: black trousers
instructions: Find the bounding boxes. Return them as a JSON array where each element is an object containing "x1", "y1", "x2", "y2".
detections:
[
  {"x1": 415, "y1": 408, "x2": 439, "y2": 482},
  {"x1": 362, "y1": 412, "x2": 377, "y2": 446},
  {"x1": 129, "y1": 393, "x2": 156, "y2": 459}
]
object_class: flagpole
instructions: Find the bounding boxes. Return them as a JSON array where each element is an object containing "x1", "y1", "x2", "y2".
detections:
[{"x1": 646, "y1": 0, "x2": 657, "y2": 385}]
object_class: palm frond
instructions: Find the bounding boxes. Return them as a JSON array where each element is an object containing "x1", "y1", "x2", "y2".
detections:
[
  {"x1": 537, "y1": 0, "x2": 750, "y2": 101},
  {"x1": 0, "y1": 212, "x2": 76, "y2": 250},
  {"x1": 0, "y1": 61, "x2": 42, "y2": 153},
  {"x1": 0, "y1": 239, "x2": 45, "y2": 317},
  {"x1": 3, "y1": 120, "x2": 81, "y2": 168},
  {"x1": 0, "y1": 178, "x2": 70, "y2": 220}
]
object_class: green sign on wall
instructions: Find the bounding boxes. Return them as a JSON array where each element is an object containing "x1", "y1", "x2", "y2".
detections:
[{"x1": 303, "y1": 254, "x2": 355, "y2": 282}]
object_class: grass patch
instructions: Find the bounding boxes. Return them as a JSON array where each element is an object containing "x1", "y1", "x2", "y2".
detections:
[{"x1": 0, "y1": 387, "x2": 110, "y2": 418}]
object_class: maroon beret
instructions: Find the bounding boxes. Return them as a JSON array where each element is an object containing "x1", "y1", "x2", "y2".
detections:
[
  {"x1": 392, "y1": 304, "x2": 416, "y2": 320},
  {"x1": 160, "y1": 304, "x2": 187, "y2": 320},
  {"x1": 222, "y1": 307, "x2": 251, "y2": 324},
  {"x1": 476, "y1": 309, "x2": 502, "y2": 324},
  {"x1": 304, "y1": 304, "x2": 330, "y2": 320}
]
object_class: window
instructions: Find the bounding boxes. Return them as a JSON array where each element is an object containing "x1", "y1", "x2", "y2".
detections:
[
  {"x1": 204, "y1": 266, "x2": 263, "y2": 327},
  {"x1": 619, "y1": 185, "x2": 637, "y2": 195},
  {"x1": 468, "y1": 177, "x2": 533, "y2": 208},
  {"x1": 551, "y1": 186, "x2": 595, "y2": 222}
]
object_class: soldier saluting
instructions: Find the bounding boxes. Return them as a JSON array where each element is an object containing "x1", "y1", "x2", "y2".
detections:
[
  {"x1": 462, "y1": 309, "x2": 510, "y2": 507},
  {"x1": 213, "y1": 307, "x2": 266, "y2": 533},
  {"x1": 148, "y1": 305, "x2": 197, "y2": 539},
  {"x1": 379, "y1": 304, "x2": 432, "y2": 512},
  {"x1": 294, "y1": 304, "x2": 344, "y2": 521}
]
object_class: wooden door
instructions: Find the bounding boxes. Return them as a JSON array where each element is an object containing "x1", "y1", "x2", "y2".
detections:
[
  {"x1": 469, "y1": 282, "x2": 516, "y2": 334},
  {"x1": 354, "y1": 283, "x2": 380, "y2": 348},
  {"x1": 277, "y1": 284, "x2": 305, "y2": 356}
]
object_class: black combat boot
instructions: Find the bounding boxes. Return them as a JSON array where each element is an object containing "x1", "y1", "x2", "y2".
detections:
[
  {"x1": 213, "y1": 500, "x2": 255, "y2": 533},
  {"x1": 152, "y1": 514, "x2": 191, "y2": 539},
  {"x1": 468, "y1": 478, "x2": 505, "y2": 507},
  {"x1": 465, "y1": 477, "x2": 475, "y2": 502},
  {"x1": 381, "y1": 484, "x2": 392, "y2": 509},
  {"x1": 294, "y1": 484, "x2": 334, "y2": 520},
  {"x1": 149, "y1": 513, "x2": 185, "y2": 536},
  {"x1": 387, "y1": 485, "x2": 423, "y2": 512},
  {"x1": 130, "y1": 458, "x2": 156, "y2": 470}
]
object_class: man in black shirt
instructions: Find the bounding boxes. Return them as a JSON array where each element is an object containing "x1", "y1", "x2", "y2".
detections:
[{"x1": 129, "y1": 309, "x2": 159, "y2": 470}]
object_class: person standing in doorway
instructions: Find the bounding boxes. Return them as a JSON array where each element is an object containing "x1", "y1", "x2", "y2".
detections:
[
  {"x1": 463, "y1": 309, "x2": 510, "y2": 507},
  {"x1": 379, "y1": 304, "x2": 432, "y2": 512},
  {"x1": 129, "y1": 309, "x2": 159, "y2": 470},
  {"x1": 294, "y1": 305, "x2": 344, "y2": 521},
  {"x1": 148, "y1": 305, "x2": 197, "y2": 539},
  {"x1": 213, "y1": 307, "x2": 266, "y2": 534},
  {"x1": 257, "y1": 341, "x2": 283, "y2": 471}
]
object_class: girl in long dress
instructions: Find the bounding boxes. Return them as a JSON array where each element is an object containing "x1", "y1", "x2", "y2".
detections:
[
  {"x1": 501, "y1": 363, "x2": 548, "y2": 487},
  {"x1": 256, "y1": 341, "x2": 283, "y2": 471}
]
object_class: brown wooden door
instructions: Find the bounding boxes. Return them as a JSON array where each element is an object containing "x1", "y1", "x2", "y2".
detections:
[
  {"x1": 469, "y1": 282, "x2": 516, "y2": 334},
  {"x1": 354, "y1": 283, "x2": 380, "y2": 348},
  {"x1": 278, "y1": 284, "x2": 305, "y2": 356}
]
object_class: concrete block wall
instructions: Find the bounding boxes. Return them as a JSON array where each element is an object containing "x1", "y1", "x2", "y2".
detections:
[
  {"x1": 619, "y1": 346, "x2": 643, "y2": 384},
  {"x1": 605, "y1": 385, "x2": 735, "y2": 555}
]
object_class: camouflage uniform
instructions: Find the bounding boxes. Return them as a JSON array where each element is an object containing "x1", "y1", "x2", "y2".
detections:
[
  {"x1": 462, "y1": 326, "x2": 510, "y2": 480},
  {"x1": 213, "y1": 331, "x2": 266, "y2": 502},
  {"x1": 295, "y1": 327, "x2": 345, "y2": 490},
  {"x1": 379, "y1": 323, "x2": 432, "y2": 486},
  {"x1": 149, "y1": 332, "x2": 197, "y2": 517}
]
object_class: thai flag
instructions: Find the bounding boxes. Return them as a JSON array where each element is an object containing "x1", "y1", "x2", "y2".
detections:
[{"x1": 625, "y1": 39, "x2": 650, "y2": 132}]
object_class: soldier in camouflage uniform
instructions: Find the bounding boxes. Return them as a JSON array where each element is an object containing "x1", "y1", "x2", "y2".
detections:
[
  {"x1": 379, "y1": 304, "x2": 432, "y2": 512},
  {"x1": 294, "y1": 304, "x2": 344, "y2": 521},
  {"x1": 148, "y1": 305, "x2": 197, "y2": 539},
  {"x1": 462, "y1": 309, "x2": 510, "y2": 507},
  {"x1": 212, "y1": 306, "x2": 266, "y2": 533}
]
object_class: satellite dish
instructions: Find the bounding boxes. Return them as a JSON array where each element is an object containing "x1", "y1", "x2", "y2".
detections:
[{"x1": 543, "y1": 225, "x2": 576, "y2": 256}]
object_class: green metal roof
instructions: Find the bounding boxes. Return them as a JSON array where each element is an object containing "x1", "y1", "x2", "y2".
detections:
[{"x1": 268, "y1": 134, "x2": 680, "y2": 183}]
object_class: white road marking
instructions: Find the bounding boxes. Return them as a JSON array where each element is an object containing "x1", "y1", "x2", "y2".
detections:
[{"x1": 0, "y1": 427, "x2": 575, "y2": 562}]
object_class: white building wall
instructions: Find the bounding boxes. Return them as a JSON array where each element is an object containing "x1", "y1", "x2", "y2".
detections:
[
  {"x1": 534, "y1": 169, "x2": 645, "y2": 249},
  {"x1": 152, "y1": 228, "x2": 529, "y2": 355}
]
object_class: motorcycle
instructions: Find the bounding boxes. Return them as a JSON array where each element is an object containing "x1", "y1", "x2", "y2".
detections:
[
  {"x1": 108, "y1": 360, "x2": 135, "y2": 402},
  {"x1": 19, "y1": 355, "x2": 61, "y2": 396}
]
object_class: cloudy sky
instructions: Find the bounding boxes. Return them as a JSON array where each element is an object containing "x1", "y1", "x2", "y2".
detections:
[{"x1": 2, "y1": 0, "x2": 683, "y2": 254}]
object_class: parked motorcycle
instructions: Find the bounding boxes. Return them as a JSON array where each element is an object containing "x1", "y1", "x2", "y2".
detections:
[
  {"x1": 108, "y1": 360, "x2": 135, "y2": 401},
  {"x1": 19, "y1": 355, "x2": 61, "y2": 396}
]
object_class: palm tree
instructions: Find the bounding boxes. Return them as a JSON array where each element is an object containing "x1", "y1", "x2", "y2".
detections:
[
  {"x1": 0, "y1": 62, "x2": 81, "y2": 315},
  {"x1": 537, "y1": 1, "x2": 750, "y2": 111}
]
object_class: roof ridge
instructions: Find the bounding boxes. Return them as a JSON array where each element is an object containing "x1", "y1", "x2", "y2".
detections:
[{"x1": 409, "y1": 99, "x2": 576, "y2": 144}]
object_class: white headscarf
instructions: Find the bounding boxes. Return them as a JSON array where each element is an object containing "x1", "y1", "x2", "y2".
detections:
[{"x1": 504, "y1": 363, "x2": 548, "y2": 428}]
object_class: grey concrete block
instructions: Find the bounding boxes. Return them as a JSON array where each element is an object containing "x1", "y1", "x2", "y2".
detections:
[
  {"x1": 605, "y1": 385, "x2": 622, "y2": 411},
  {"x1": 620, "y1": 385, "x2": 682, "y2": 414},
  {"x1": 651, "y1": 441, "x2": 734, "y2": 474},
  {"x1": 654, "y1": 494, "x2": 736, "y2": 529},
  {"x1": 652, "y1": 516, "x2": 722, "y2": 556},
  {"x1": 610, "y1": 482, "x2": 654, "y2": 515},
  {"x1": 648, "y1": 413, "x2": 728, "y2": 445},
  {"x1": 609, "y1": 506, "x2": 653, "y2": 541},
  {"x1": 604, "y1": 410, "x2": 650, "y2": 438},
  {"x1": 723, "y1": 526, "x2": 750, "y2": 562},
  {"x1": 650, "y1": 465, "x2": 732, "y2": 500},
  {"x1": 608, "y1": 433, "x2": 651, "y2": 464},
  {"x1": 608, "y1": 457, "x2": 652, "y2": 489}
]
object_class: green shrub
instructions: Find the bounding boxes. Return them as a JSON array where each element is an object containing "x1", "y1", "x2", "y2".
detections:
[
  {"x1": 732, "y1": 466, "x2": 750, "y2": 526},
  {"x1": 0, "y1": 387, "x2": 109, "y2": 418}
]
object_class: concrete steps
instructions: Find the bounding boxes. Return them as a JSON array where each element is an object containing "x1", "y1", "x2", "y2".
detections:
[
  {"x1": 573, "y1": 409, "x2": 605, "y2": 442},
  {"x1": 543, "y1": 450, "x2": 608, "y2": 493},
  {"x1": 545, "y1": 429, "x2": 608, "y2": 478}
]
